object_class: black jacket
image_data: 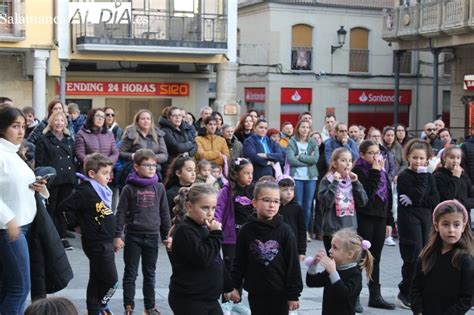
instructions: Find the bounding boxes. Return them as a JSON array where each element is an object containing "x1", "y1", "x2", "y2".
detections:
[
  {"x1": 461, "y1": 137, "x2": 474, "y2": 184},
  {"x1": 279, "y1": 199, "x2": 307, "y2": 256},
  {"x1": 28, "y1": 194, "x2": 74, "y2": 299},
  {"x1": 352, "y1": 167, "x2": 394, "y2": 227},
  {"x1": 60, "y1": 181, "x2": 116, "y2": 244},
  {"x1": 232, "y1": 214, "x2": 303, "y2": 301},
  {"x1": 35, "y1": 131, "x2": 77, "y2": 185},
  {"x1": 397, "y1": 168, "x2": 439, "y2": 213},
  {"x1": 169, "y1": 217, "x2": 231, "y2": 300},
  {"x1": 159, "y1": 116, "x2": 197, "y2": 162},
  {"x1": 306, "y1": 265, "x2": 362, "y2": 315}
]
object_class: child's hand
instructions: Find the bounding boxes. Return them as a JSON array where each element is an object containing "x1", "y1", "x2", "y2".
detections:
[
  {"x1": 74, "y1": 226, "x2": 82, "y2": 235},
  {"x1": 319, "y1": 255, "x2": 336, "y2": 274},
  {"x1": 288, "y1": 300, "x2": 299, "y2": 311},
  {"x1": 164, "y1": 237, "x2": 173, "y2": 251},
  {"x1": 206, "y1": 219, "x2": 222, "y2": 231},
  {"x1": 299, "y1": 255, "x2": 306, "y2": 261},
  {"x1": 314, "y1": 249, "x2": 326, "y2": 263},
  {"x1": 372, "y1": 157, "x2": 384, "y2": 171},
  {"x1": 333, "y1": 172, "x2": 341, "y2": 181},
  {"x1": 229, "y1": 289, "x2": 240, "y2": 302},
  {"x1": 113, "y1": 238, "x2": 124, "y2": 252},
  {"x1": 349, "y1": 172, "x2": 358, "y2": 182},
  {"x1": 452, "y1": 165, "x2": 463, "y2": 178}
]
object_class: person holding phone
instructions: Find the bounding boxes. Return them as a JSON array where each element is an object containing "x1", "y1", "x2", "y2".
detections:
[
  {"x1": 0, "y1": 106, "x2": 49, "y2": 314},
  {"x1": 395, "y1": 139, "x2": 440, "y2": 309}
]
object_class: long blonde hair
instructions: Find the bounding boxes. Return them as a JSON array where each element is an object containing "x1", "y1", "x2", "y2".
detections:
[
  {"x1": 43, "y1": 111, "x2": 70, "y2": 136},
  {"x1": 126, "y1": 109, "x2": 158, "y2": 145}
]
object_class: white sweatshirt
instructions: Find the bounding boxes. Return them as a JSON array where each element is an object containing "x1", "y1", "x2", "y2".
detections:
[{"x1": 0, "y1": 138, "x2": 37, "y2": 229}]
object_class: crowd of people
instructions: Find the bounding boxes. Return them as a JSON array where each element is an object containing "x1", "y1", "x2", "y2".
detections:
[{"x1": 0, "y1": 96, "x2": 473, "y2": 315}]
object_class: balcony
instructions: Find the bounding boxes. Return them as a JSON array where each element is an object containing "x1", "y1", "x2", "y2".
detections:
[
  {"x1": 349, "y1": 49, "x2": 369, "y2": 73},
  {"x1": 382, "y1": 8, "x2": 398, "y2": 41},
  {"x1": 73, "y1": 9, "x2": 227, "y2": 54},
  {"x1": 419, "y1": 1, "x2": 443, "y2": 37},
  {"x1": 291, "y1": 47, "x2": 312, "y2": 70},
  {"x1": 442, "y1": 0, "x2": 470, "y2": 35},
  {"x1": 397, "y1": 4, "x2": 420, "y2": 40}
]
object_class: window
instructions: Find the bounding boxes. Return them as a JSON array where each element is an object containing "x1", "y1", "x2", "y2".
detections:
[
  {"x1": 0, "y1": 0, "x2": 12, "y2": 34},
  {"x1": 291, "y1": 24, "x2": 313, "y2": 71},
  {"x1": 393, "y1": 51, "x2": 412, "y2": 74},
  {"x1": 443, "y1": 53, "x2": 453, "y2": 76},
  {"x1": 349, "y1": 27, "x2": 369, "y2": 73}
]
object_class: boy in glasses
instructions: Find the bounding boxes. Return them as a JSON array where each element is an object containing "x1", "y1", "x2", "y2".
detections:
[{"x1": 114, "y1": 148, "x2": 171, "y2": 315}]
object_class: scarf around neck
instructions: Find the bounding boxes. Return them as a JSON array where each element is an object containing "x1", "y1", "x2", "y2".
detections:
[
  {"x1": 76, "y1": 173, "x2": 112, "y2": 208},
  {"x1": 354, "y1": 158, "x2": 389, "y2": 203},
  {"x1": 126, "y1": 171, "x2": 158, "y2": 187}
]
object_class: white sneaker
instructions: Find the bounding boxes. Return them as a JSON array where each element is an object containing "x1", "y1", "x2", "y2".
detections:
[{"x1": 384, "y1": 236, "x2": 396, "y2": 246}]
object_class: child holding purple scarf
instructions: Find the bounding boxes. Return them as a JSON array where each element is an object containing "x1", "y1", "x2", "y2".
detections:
[{"x1": 352, "y1": 140, "x2": 396, "y2": 310}]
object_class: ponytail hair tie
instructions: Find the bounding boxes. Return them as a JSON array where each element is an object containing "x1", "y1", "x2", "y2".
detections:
[{"x1": 361, "y1": 240, "x2": 371, "y2": 251}]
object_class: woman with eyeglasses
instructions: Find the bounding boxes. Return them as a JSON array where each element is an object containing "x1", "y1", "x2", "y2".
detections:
[
  {"x1": 394, "y1": 124, "x2": 411, "y2": 148},
  {"x1": 103, "y1": 107, "x2": 123, "y2": 143},
  {"x1": 159, "y1": 106, "x2": 196, "y2": 176},
  {"x1": 120, "y1": 109, "x2": 168, "y2": 180},
  {"x1": 243, "y1": 118, "x2": 285, "y2": 182},
  {"x1": 75, "y1": 108, "x2": 119, "y2": 168}
]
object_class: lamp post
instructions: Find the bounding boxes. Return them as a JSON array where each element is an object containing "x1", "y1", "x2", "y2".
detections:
[{"x1": 331, "y1": 26, "x2": 347, "y2": 54}]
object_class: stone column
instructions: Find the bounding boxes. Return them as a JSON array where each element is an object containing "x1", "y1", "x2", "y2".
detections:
[
  {"x1": 213, "y1": 62, "x2": 240, "y2": 126},
  {"x1": 33, "y1": 50, "x2": 50, "y2": 119},
  {"x1": 59, "y1": 60, "x2": 69, "y2": 105}
]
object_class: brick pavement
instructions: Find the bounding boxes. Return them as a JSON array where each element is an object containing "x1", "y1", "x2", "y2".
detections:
[{"x1": 46, "y1": 235, "x2": 473, "y2": 315}]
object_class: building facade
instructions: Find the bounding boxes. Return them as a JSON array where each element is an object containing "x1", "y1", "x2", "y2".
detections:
[
  {"x1": 383, "y1": 0, "x2": 474, "y2": 137},
  {"x1": 0, "y1": 0, "x2": 237, "y2": 126},
  {"x1": 238, "y1": 0, "x2": 451, "y2": 133}
]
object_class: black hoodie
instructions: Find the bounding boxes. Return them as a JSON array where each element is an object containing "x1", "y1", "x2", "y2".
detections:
[
  {"x1": 279, "y1": 199, "x2": 307, "y2": 256},
  {"x1": 232, "y1": 214, "x2": 303, "y2": 300}
]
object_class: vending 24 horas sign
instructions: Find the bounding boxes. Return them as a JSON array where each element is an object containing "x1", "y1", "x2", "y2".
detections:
[{"x1": 64, "y1": 81, "x2": 189, "y2": 96}]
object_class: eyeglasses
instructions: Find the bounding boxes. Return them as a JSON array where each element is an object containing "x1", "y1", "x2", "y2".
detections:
[
  {"x1": 94, "y1": 114, "x2": 105, "y2": 119},
  {"x1": 366, "y1": 151, "x2": 380, "y2": 156},
  {"x1": 140, "y1": 163, "x2": 158, "y2": 169},
  {"x1": 105, "y1": 113, "x2": 115, "y2": 117},
  {"x1": 258, "y1": 198, "x2": 281, "y2": 205}
]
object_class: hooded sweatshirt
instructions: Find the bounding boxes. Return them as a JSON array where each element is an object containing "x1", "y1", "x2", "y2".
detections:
[{"x1": 232, "y1": 214, "x2": 303, "y2": 301}]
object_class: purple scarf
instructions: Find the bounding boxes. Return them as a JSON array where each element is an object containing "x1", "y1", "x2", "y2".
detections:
[
  {"x1": 326, "y1": 172, "x2": 353, "y2": 195},
  {"x1": 126, "y1": 171, "x2": 158, "y2": 187},
  {"x1": 354, "y1": 158, "x2": 389, "y2": 203},
  {"x1": 76, "y1": 173, "x2": 112, "y2": 208}
]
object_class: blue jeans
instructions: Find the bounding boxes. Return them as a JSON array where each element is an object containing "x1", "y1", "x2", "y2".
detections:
[
  {"x1": 295, "y1": 179, "x2": 317, "y2": 229},
  {"x1": 0, "y1": 224, "x2": 31, "y2": 315}
]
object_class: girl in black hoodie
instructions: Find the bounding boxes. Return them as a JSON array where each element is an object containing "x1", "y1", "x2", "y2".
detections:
[
  {"x1": 230, "y1": 180, "x2": 303, "y2": 314},
  {"x1": 168, "y1": 183, "x2": 232, "y2": 315},
  {"x1": 352, "y1": 140, "x2": 395, "y2": 310},
  {"x1": 433, "y1": 145, "x2": 474, "y2": 227}
]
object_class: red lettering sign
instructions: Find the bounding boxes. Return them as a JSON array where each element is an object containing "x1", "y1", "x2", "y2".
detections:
[
  {"x1": 281, "y1": 88, "x2": 312, "y2": 104},
  {"x1": 245, "y1": 88, "x2": 265, "y2": 103},
  {"x1": 464, "y1": 80, "x2": 474, "y2": 91},
  {"x1": 349, "y1": 89, "x2": 412, "y2": 105},
  {"x1": 63, "y1": 81, "x2": 189, "y2": 96}
]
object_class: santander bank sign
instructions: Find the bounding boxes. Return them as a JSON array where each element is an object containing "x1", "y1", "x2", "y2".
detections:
[{"x1": 349, "y1": 89, "x2": 412, "y2": 106}]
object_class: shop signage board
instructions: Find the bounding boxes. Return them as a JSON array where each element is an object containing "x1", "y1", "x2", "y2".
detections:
[
  {"x1": 63, "y1": 81, "x2": 189, "y2": 96},
  {"x1": 245, "y1": 88, "x2": 265, "y2": 103},
  {"x1": 349, "y1": 89, "x2": 412, "y2": 105},
  {"x1": 281, "y1": 88, "x2": 312, "y2": 104}
]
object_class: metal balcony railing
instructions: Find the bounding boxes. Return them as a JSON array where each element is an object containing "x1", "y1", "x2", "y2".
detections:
[
  {"x1": 291, "y1": 47, "x2": 312, "y2": 70},
  {"x1": 349, "y1": 49, "x2": 369, "y2": 73},
  {"x1": 442, "y1": 0, "x2": 469, "y2": 34},
  {"x1": 74, "y1": 9, "x2": 227, "y2": 49},
  {"x1": 419, "y1": 1, "x2": 443, "y2": 37}
]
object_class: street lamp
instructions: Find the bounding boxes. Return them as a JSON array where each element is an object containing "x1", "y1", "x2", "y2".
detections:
[{"x1": 331, "y1": 26, "x2": 347, "y2": 54}]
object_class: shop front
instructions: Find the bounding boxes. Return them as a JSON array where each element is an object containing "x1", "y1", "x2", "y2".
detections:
[
  {"x1": 280, "y1": 87, "x2": 312, "y2": 128},
  {"x1": 244, "y1": 87, "x2": 266, "y2": 116},
  {"x1": 62, "y1": 80, "x2": 191, "y2": 127},
  {"x1": 348, "y1": 89, "x2": 412, "y2": 130}
]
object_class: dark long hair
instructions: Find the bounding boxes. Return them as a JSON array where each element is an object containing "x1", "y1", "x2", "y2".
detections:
[
  {"x1": 0, "y1": 106, "x2": 24, "y2": 138},
  {"x1": 228, "y1": 158, "x2": 253, "y2": 194},
  {"x1": 164, "y1": 153, "x2": 195, "y2": 189},
  {"x1": 83, "y1": 108, "x2": 108, "y2": 134},
  {"x1": 419, "y1": 201, "x2": 473, "y2": 274}
]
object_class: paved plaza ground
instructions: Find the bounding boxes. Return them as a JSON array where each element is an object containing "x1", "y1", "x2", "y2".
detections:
[{"x1": 48, "y1": 235, "x2": 473, "y2": 315}]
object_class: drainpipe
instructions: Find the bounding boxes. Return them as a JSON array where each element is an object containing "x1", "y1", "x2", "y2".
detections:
[
  {"x1": 415, "y1": 51, "x2": 421, "y2": 132},
  {"x1": 432, "y1": 48, "x2": 440, "y2": 120},
  {"x1": 394, "y1": 50, "x2": 402, "y2": 126}
]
